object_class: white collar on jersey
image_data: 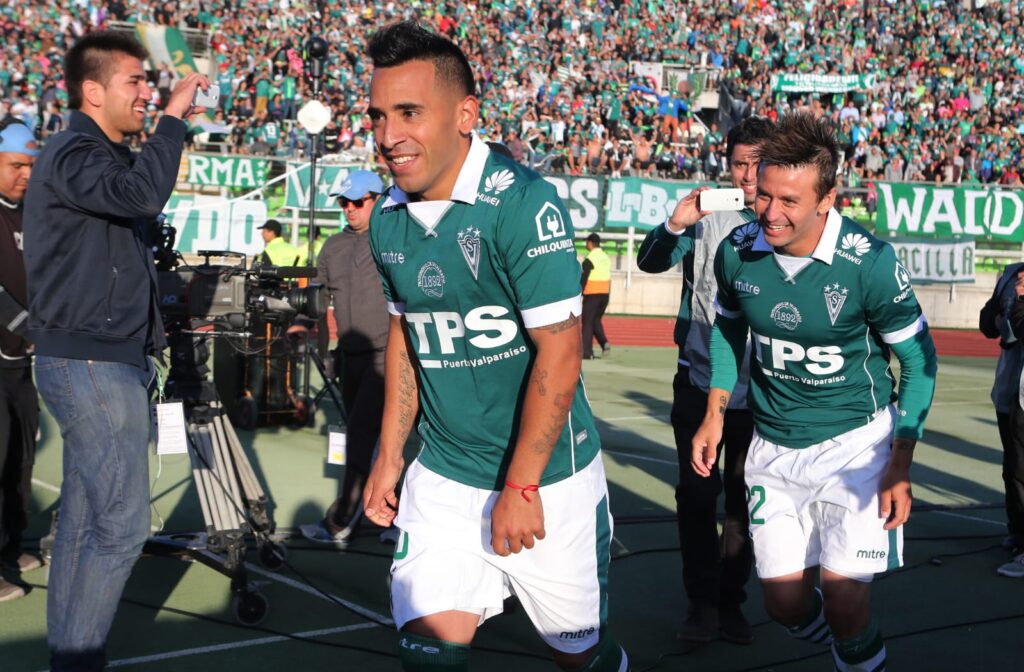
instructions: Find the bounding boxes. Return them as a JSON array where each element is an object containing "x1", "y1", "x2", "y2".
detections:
[
  {"x1": 751, "y1": 208, "x2": 843, "y2": 265},
  {"x1": 378, "y1": 132, "x2": 490, "y2": 211}
]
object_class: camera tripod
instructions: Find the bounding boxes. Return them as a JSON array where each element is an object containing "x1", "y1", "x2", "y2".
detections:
[{"x1": 145, "y1": 329, "x2": 287, "y2": 625}]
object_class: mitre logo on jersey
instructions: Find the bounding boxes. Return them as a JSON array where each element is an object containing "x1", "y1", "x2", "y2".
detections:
[
  {"x1": 535, "y1": 202, "x2": 567, "y2": 242},
  {"x1": 417, "y1": 262, "x2": 446, "y2": 299},
  {"x1": 836, "y1": 232, "x2": 869, "y2": 265},
  {"x1": 770, "y1": 301, "x2": 802, "y2": 331},
  {"x1": 824, "y1": 283, "x2": 849, "y2": 326},
  {"x1": 457, "y1": 227, "x2": 482, "y2": 280},
  {"x1": 731, "y1": 222, "x2": 759, "y2": 250}
]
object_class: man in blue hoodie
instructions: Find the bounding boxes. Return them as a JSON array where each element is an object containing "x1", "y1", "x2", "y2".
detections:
[{"x1": 23, "y1": 31, "x2": 208, "y2": 671}]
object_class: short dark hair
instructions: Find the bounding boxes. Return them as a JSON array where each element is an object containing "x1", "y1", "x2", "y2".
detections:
[
  {"x1": 587, "y1": 233, "x2": 601, "y2": 245},
  {"x1": 726, "y1": 115, "x2": 775, "y2": 161},
  {"x1": 756, "y1": 113, "x2": 839, "y2": 201},
  {"x1": 367, "y1": 20, "x2": 475, "y2": 97},
  {"x1": 65, "y1": 31, "x2": 149, "y2": 110}
]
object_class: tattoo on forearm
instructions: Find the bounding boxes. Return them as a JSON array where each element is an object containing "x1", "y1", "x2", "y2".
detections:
[
  {"x1": 396, "y1": 351, "x2": 416, "y2": 447},
  {"x1": 531, "y1": 389, "x2": 574, "y2": 456},
  {"x1": 530, "y1": 369, "x2": 549, "y2": 397},
  {"x1": 536, "y1": 314, "x2": 580, "y2": 335},
  {"x1": 717, "y1": 394, "x2": 727, "y2": 414}
]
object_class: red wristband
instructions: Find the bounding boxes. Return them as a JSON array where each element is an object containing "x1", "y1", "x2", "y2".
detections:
[{"x1": 505, "y1": 480, "x2": 540, "y2": 503}]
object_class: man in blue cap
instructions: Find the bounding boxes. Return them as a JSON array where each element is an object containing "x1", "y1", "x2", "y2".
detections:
[
  {"x1": 0, "y1": 118, "x2": 42, "y2": 601},
  {"x1": 301, "y1": 169, "x2": 391, "y2": 544}
]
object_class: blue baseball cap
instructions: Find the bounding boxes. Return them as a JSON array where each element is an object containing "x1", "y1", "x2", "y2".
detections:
[
  {"x1": 0, "y1": 123, "x2": 39, "y2": 157},
  {"x1": 330, "y1": 170, "x2": 384, "y2": 199}
]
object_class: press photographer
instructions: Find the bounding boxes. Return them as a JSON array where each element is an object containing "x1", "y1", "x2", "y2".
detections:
[{"x1": 22, "y1": 31, "x2": 209, "y2": 672}]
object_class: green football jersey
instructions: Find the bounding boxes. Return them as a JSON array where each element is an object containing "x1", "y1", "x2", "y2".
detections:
[
  {"x1": 369, "y1": 136, "x2": 600, "y2": 490},
  {"x1": 713, "y1": 210, "x2": 927, "y2": 448}
]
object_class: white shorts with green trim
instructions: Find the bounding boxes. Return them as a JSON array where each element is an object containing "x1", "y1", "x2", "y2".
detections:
[
  {"x1": 390, "y1": 454, "x2": 613, "y2": 654},
  {"x1": 745, "y1": 405, "x2": 903, "y2": 581}
]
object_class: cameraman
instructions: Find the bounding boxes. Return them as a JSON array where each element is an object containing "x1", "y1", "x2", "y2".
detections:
[
  {"x1": 23, "y1": 31, "x2": 208, "y2": 671},
  {"x1": 0, "y1": 119, "x2": 41, "y2": 602},
  {"x1": 302, "y1": 170, "x2": 387, "y2": 544}
]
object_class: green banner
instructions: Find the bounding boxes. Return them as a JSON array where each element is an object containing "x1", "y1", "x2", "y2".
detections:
[
  {"x1": 542, "y1": 175, "x2": 604, "y2": 231},
  {"x1": 875, "y1": 182, "x2": 1024, "y2": 242},
  {"x1": 770, "y1": 73, "x2": 876, "y2": 93},
  {"x1": 163, "y1": 194, "x2": 268, "y2": 256},
  {"x1": 889, "y1": 238, "x2": 975, "y2": 284},
  {"x1": 285, "y1": 162, "x2": 358, "y2": 212},
  {"x1": 184, "y1": 155, "x2": 269, "y2": 188},
  {"x1": 604, "y1": 177, "x2": 701, "y2": 229},
  {"x1": 135, "y1": 24, "x2": 200, "y2": 79}
]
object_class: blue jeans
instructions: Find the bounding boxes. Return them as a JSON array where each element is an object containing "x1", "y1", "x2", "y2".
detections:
[{"x1": 35, "y1": 357, "x2": 154, "y2": 671}]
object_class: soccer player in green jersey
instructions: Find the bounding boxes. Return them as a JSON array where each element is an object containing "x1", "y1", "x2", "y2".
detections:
[
  {"x1": 692, "y1": 113, "x2": 937, "y2": 672},
  {"x1": 360, "y1": 21, "x2": 627, "y2": 672}
]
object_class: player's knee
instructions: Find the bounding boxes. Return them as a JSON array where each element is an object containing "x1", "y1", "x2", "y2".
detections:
[
  {"x1": 397, "y1": 632, "x2": 470, "y2": 671},
  {"x1": 554, "y1": 633, "x2": 628, "y2": 671}
]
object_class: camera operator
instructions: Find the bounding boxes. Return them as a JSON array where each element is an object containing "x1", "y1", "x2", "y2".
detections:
[
  {"x1": 22, "y1": 31, "x2": 208, "y2": 671},
  {"x1": 0, "y1": 119, "x2": 41, "y2": 602},
  {"x1": 301, "y1": 170, "x2": 387, "y2": 544}
]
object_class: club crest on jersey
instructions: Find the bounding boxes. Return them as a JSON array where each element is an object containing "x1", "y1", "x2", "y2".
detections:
[
  {"x1": 13, "y1": 231, "x2": 23, "y2": 251},
  {"x1": 417, "y1": 261, "x2": 446, "y2": 299},
  {"x1": 731, "y1": 222, "x2": 759, "y2": 250},
  {"x1": 823, "y1": 283, "x2": 849, "y2": 326},
  {"x1": 535, "y1": 202, "x2": 567, "y2": 242},
  {"x1": 770, "y1": 301, "x2": 802, "y2": 331},
  {"x1": 457, "y1": 226, "x2": 482, "y2": 280}
]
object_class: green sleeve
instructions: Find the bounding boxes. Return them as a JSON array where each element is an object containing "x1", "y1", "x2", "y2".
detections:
[
  {"x1": 708, "y1": 314, "x2": 748, "y2": 393},
  {"x1": 636, "y1": 222, "x2": 695, "y2": 273},
  {"x1": 889, "y1": 328, "x2": 938, "y2": 440}
]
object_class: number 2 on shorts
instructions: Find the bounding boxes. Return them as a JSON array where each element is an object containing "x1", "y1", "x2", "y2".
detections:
[{"x1": 747, "y1": 485, "x2": 766, "y2": 525}]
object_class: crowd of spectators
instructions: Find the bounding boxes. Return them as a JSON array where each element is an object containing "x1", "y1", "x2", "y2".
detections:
[{"x1": 1, "y1": 0, "x2": 1023, "y2": 186}]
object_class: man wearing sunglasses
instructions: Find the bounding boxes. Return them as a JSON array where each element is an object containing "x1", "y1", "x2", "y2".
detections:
[{"x1": 301, "y1": 170, "x2": 389, "y2": 545}]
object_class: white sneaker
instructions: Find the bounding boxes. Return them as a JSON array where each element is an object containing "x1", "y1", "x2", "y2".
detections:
[{"x1": 997, "y1": 552, "x2": 1024, "y2": 578}]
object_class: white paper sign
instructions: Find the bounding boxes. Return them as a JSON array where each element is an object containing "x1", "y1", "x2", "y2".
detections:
[
  {"x1": 153, "y1": 402, "x2": 189, "y2": 455},
  {"x1": 327, "y1": 426, "x2": 347, "y2": 465}
]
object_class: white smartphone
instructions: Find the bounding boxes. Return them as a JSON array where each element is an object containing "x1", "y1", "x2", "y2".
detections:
[
  {"x1": 192, "y1": 86, "x2": 220, "y2": 109},
  {"x1": 699, "y1": 188, "x2": 744, "y2": 211}
]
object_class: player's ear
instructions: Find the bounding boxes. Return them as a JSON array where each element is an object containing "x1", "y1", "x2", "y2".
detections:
[
  {"x1": 817, "y1": 187, "x2": 837, "y2": 216},
  {"x1": 456, "y1": 95, "x2": 479, "y2": 137}
]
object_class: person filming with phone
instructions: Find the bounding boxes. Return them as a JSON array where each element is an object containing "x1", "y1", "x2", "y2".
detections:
[
  {"x1": 636, "y1": 116, "x2": 775, "y2": 647},
  {"x1": 22, "y1": 31, "x2": 209, "y2": 671}
]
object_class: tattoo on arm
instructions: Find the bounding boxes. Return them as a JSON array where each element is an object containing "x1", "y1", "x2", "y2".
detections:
[
  {"x1": 535, "y1": 314, "x2": 580, "y2": 335},
  {"x1": 395, "y1": 350, "x2": 416, "y2": 447},
  {"x1": 530, "y1": 369, "x2": 548, "y2": 397},
  {"x1": 532, "y1": 389, "x2": 574, "y2": 456},
  {"x1": 717, "y1": 394, "x2": 727, "y2": 414}
]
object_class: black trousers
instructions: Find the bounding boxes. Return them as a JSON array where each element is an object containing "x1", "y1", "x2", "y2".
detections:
[
  {"x1": 998, "y1": 407, "x2": 1024, "y2": 540},
  {"x1": 671, "y1": 367, "x2": 754, "y2": 607},
  {"x1": 582, "y1": 293, "x2": 610, "y2": 358},
  {"x1": 0, "y1": 366, "x2": 38, "y2": 562},
  {"x1": 325, "y1": 348, "x2": 385, "y2": 534}
]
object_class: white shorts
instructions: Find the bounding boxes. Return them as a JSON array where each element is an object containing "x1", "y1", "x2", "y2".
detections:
[
  {"x1": 390, "y1": 455, "x2": 613, "y2": 654},
  {"x1": 745, "y1": 406, "x2": 903, "y2": 581}
]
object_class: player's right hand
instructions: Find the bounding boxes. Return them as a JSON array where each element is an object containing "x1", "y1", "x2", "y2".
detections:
[
  {"x1": 164, "y1": 72, "x2": 211, "y2": 120},
  {"x1": 363, "y1": 453, "x2": 404, "y2": 527},
  {"x1": 691, "y1": 419, "x2": 722, "y2": 478},
  {"x1": 667, "y1": 185, "x2": 712, "y2": 233}
]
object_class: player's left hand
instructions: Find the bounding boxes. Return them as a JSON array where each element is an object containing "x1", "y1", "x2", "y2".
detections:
[
  {"x1": 490, "y1": 486, "x2": 546, "y2": 556},
  {"x1": 879, "y1": 457, "x2": 913, "y2": 530}
]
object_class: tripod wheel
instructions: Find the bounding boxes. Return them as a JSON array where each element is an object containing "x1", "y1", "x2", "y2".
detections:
[
  {"x1": 258, "y1": 541, "x2": 288, "y2": 571},
  {"x1": 236, "y1": 396, "x2": 258, "y2": 431},
  {"x1": 292, "y1": 395, "x2": 316, "y2": 428},
  {"x1": 232, "y1": 590, "x2": 269, "y2": 626}
]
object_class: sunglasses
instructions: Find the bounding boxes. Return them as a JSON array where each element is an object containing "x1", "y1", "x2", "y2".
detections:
[{"x1": 340, "y1": 196, "x2": 371, "y2": 208}]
